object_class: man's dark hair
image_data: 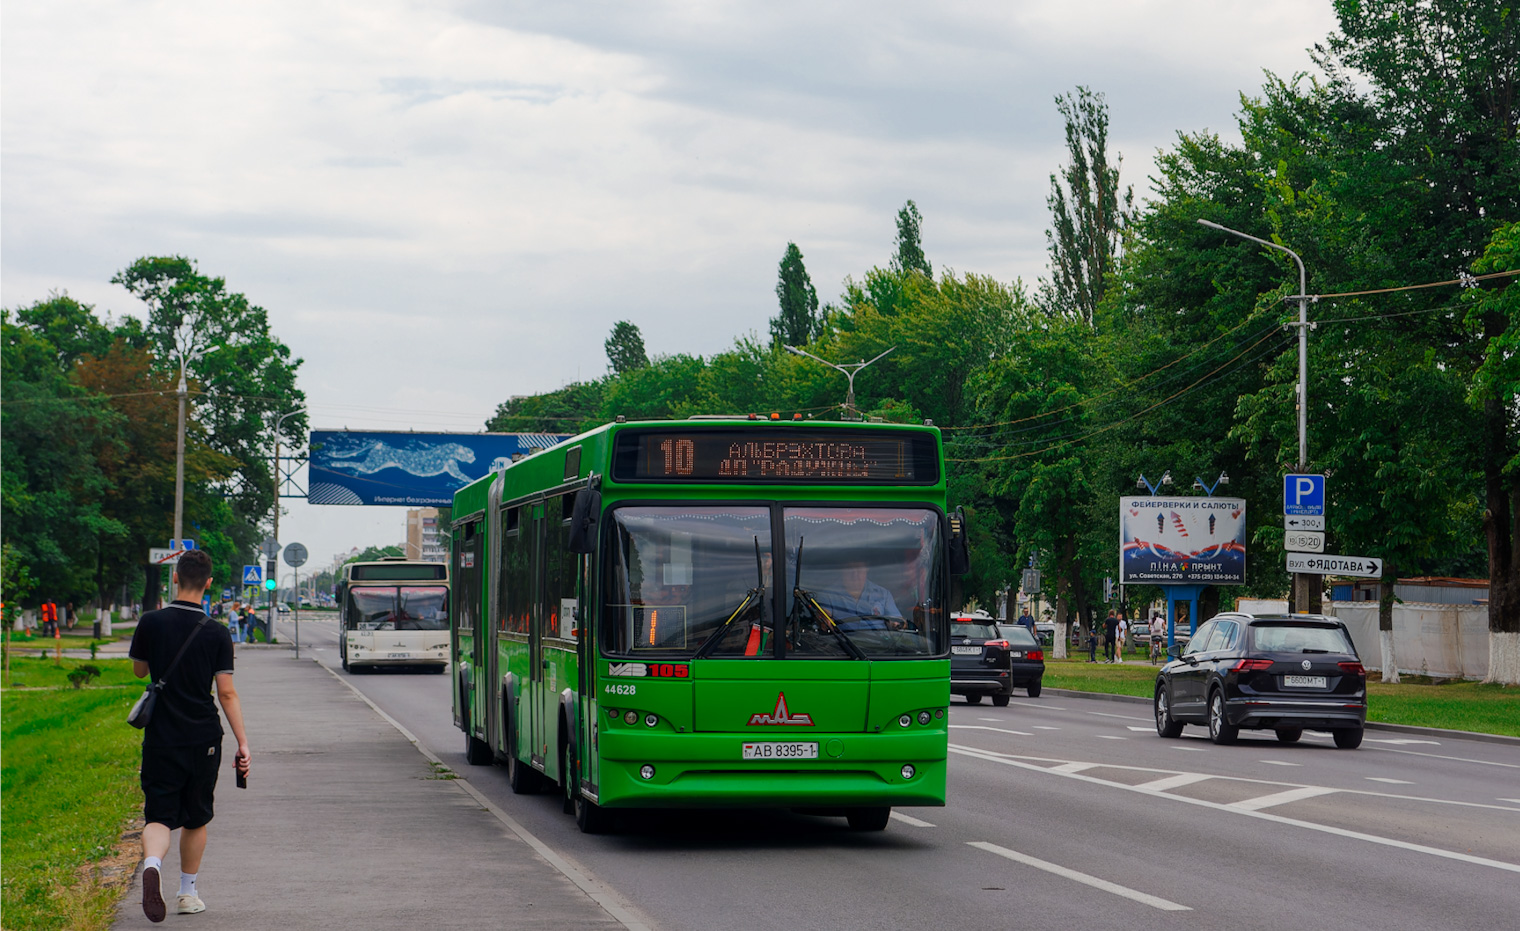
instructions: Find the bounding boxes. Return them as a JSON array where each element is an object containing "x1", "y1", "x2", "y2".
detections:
[{"x1": 176, "y1": 550, "x2": 213, "y2": 591}]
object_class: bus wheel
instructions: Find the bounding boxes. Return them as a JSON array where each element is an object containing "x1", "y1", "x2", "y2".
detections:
[
  {"x1": 845, "y1": 807, "x2": 891, "y2": 831},
  {"x1": 465, "y1": 733, "x2": 492, "y2": 766},
  {"x1": 341, "y1": 653, "x2": 349, "y2": 672},
  {"x1": 559, "y1": 740, "x2": 575, "y2": 814},
  {"x1": 505, "y1": 707, "x2": 540, "y2": 794},
  {"x1": 575, "y1": 792, "x2": 614, "y2": 834}
]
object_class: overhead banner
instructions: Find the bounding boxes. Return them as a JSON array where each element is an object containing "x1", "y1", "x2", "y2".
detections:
[
  {"x1": 1120, "y1": 496, "x2": 1247, "y2": 586},
  {"x1": 308, "y1": 431, "x2": 572, "y2": 506}
]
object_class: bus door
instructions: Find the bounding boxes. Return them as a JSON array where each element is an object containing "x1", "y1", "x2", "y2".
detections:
[
  {"x1": 457, "y1": 521, "x2": 483, "y2": 735},
  {"x1": 529, "y1": 501, "x2": 548, "y2": 768}
]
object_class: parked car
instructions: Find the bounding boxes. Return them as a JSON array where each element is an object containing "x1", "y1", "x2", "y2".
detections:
[
  {"x1": 1153, "y1": 613, "x2": 1366, "y2": 748},
  {"x1": 950, "y1": 615, "x2": 1045, "y2": 705}
]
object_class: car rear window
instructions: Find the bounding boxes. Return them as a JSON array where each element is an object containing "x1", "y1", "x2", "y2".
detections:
[
  {"x1": 1004, "y1": 627, "x2": 1039, "y2": 648},
  {"x1": 953, "y1": 621, "x2": 1000, "y2": 639},
  {"x1": 1249, "y1": 623, "x2": 1354, "y2": 654}
]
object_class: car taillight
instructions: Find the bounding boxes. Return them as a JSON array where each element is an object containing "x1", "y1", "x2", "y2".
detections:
[
  {"x1": 1233, "y1": 658, "x2": 1275, "y2": 672},
  {"x1": 1027, "y1": 650, "x2": 1044, "y2": 661},
  {"x1": 984, "y1": 640, "x2": 1011, "y2": 650},
  {"x1": 1338, "y1": 661, "x2": 1365, "y2": 675}
]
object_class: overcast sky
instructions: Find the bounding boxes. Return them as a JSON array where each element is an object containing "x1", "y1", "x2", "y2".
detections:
[{"x1": 3, "y1": 0, "x2": 1341, "y2": 571}]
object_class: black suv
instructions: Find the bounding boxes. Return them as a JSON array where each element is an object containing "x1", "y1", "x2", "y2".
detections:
[
  {"x1": 1154, "y1": 613, "x2": 1367, "y2": 748},
  {"x1": 951, "y1": 615, "x2": 1045, "y2": 705}
]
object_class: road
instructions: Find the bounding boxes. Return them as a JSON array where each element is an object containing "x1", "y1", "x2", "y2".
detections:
[{"x1": 277, "y1": 616, "x2": 1520, "y2": 931}]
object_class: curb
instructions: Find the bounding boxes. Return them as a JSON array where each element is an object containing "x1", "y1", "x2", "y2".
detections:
[{"x1": 1042, "y1": 687, "x2": 1520, "y2": 747}]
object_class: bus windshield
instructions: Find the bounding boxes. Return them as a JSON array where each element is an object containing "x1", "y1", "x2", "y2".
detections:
[
  {"x1": 602, "y1": 505, "x2": 944, "y2": 658},
  {"x1": 347, "y1": 585, "x2": 449, "y2": 630}
]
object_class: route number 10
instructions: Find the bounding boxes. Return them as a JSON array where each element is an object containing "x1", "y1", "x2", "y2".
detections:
[{"x1": 659, "y1": 438, "x2": 696, "y2": 475}]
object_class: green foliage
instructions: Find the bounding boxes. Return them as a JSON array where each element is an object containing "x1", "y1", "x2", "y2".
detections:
[
  {"x1": 891, "y1": 200, "x2": 932, "y2": 279},
  {"x1": 1041, "y1": 87, "x2": 1133, "y2": 325},
  {"x1": 346, "y1": 544, "x2": 404, "y2": 564},
  {"x1": 66, "y1": 663, "x2": 102, "y2": 688},
  {"x1": 604, "y1": 320, "x2": 649, "y2": 375},
  {"x1": 771, "y1": 242, "x2": 822, "y2": 348}
]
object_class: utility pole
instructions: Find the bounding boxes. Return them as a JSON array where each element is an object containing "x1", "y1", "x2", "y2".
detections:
[
  {"x1": 1198, "y1": 219, "x2": 1318, "y2": 613},
  {"x1": 271, "y1": 409, "x2": 302, "y2": 547},
  {"x1": 173, "y1": 354, "x2": 188, "y2": 549}
]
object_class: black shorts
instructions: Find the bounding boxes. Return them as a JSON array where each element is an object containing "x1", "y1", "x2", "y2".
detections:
[{"x1": 142, "y1": 741, "x2": 222, "y2": 830}]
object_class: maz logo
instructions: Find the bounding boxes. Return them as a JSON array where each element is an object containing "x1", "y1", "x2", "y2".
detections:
[
  {"x1": 748, "y1": 692, "x2": 814, "y2": 726},
  {"x1": 608, "y1": 663, "x2": 647, "y2": 678}
]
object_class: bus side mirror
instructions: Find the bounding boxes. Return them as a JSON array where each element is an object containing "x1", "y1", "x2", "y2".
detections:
[
  {"x1": 948, "y1": 506, "x2": 971, "y2": 576},
  {"x1": 568, "y1": 486, "x2": 602, "y2": 555}
]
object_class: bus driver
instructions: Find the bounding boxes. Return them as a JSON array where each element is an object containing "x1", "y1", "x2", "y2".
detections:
[{"x1": 810, "y1": 559, "x2": 903, "y2": 631}]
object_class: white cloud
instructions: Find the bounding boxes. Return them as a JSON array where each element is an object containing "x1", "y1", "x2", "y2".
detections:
[{"x1": 3, "y1": 0, "x2": 1339, "y2": 561}]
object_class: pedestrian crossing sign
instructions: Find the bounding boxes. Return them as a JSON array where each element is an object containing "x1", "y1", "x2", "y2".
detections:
[{"x1": 243, "y1": 565, "x2": 263, "y2": 585}]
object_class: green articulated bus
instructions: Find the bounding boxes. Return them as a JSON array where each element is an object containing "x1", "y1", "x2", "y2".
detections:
[{"x1": 450, "y1": 418, "x2": 968, "y2": 833}]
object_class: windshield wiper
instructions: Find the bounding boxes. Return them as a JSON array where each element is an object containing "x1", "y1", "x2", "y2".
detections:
[
  {"x1": 787, "y1": 537, "x2": 867, "y2": 661},
  {"x1": 693, "y1": 537, "x2": 768, "y2": 659}
]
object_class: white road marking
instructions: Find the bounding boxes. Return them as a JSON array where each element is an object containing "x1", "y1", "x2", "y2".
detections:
[
  {"x1": 1033, "y1": 726, "x2": 1061, "y2": 730},
  {"x1": 1051, "y1": 762, "x2": 1097, "y2": 773},
  {"x1": 1499, "y1": 798, "x2": 1520, "y2": 805},
  {"x1": 1365, "y1": 738, "x2": 1441, "y2": 746},
  {"x1": 1126, "y1": 726, "x2": 1154, "y2": 732},
  {"x1": 969, "y1": 842, "x2": 1190, "y2": 911},
  {"x1": 1229, "y1": 786, "x2": 1339, "y2": 810},
  {"x1": 1366, "y1": 777, "x2": 1414, "y2": 784},
  {"x1": 1006, "y1": 702, "x2": 1065, "y2": 710},
  {"x1": 1134, "y1": 773, "x2": 1214, "y2": 792},
  {"x1": 1258, "y1": 760, "x2": 1302, "y2": 767},
  {"x1": 951, "y1": 745, "x2": 1520, "y2": 874},
  {"x1": 1088, "y1": 711, "x2": 1153, "y2": 723},
  {"x1": 890, "y1": 812, "x2": 936, "y2": 828},
  {"x1": 1364, "y1": 746, "x2": 1520, "y2": 769},
  {"x1": 949, "y1": 724, "x2": 1035, "y2": 737},
  {"x1": 978, "y1": 717, "x2": 1001, "y2": 722},
  {"x1": 1097, "y1": 735, "x2": 1128, "y2": 740},
  {"x1": 1172, "y1": 746, "x2": 1209, "y2": 752}
]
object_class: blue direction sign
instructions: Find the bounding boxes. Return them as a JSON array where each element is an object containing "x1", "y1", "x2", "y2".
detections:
[
  {"x1": 171, "y1": 539, "x2": 197, "y2": 551},
  {"x1": 1283, "y1": 474, "x2": 1325, "y2": 516},
  {"x1": 242, "y1": 565, "x2": 263, "y2": 586}
]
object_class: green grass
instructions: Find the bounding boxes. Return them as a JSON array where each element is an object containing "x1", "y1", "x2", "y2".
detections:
[
  {"x1": 2, "y1": 654, "x2": 142, "y2": 690},
  {"x1": 1, "y1": 667, "x2": 143, "y2": 930},
  {"x1": 1041, "y1": 655, "x2": 1520, "y2": 737}
]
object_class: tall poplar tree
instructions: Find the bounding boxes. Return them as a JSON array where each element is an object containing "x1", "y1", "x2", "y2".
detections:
[
  {"x1": 605, "y1": 320, "x2": 649, "y2": 375},
  {"x1": 770, "y1": 242, "x2": 822, "y2": 347},
  {"x1": 892, "y1": 200, "x2": 932, "y2": 279}
]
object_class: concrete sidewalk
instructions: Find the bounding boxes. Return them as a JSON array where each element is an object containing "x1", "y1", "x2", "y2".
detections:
[{"x1": 112, "y1": 647, "x2": 630, "y2": 930}]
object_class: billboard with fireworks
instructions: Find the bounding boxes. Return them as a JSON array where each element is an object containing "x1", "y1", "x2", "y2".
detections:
[{"x1": 1120, "y1": 496, "x2": 1247, "y2": 585}]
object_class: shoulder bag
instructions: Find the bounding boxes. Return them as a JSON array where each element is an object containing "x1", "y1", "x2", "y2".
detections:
[{"x1": 127, "y1": 610, "x2": 210, "y2": 729}]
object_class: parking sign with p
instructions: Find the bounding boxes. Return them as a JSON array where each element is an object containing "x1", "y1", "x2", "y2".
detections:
[{"x1": 1283, "y1": 474, "x2": 1325, "y2": 516}]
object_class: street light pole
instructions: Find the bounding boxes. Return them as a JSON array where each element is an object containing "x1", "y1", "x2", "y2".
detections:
[
  {"x1": 271, "y1": 409, "x2": 302, "y2": 547},
  {"x1": 1197, "y1": 219, "x2": 1317, "y2": 612},
  {"x1": 784, "y1": 345, "x2": 895, "y2": 420},
  {"x1": 173, "y1": 353, "x2": 188, "y2": 550}
]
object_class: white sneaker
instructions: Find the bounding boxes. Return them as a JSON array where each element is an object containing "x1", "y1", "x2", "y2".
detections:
[{"x1": 177, "y1": 893, "x2": 206, "y2": 915}]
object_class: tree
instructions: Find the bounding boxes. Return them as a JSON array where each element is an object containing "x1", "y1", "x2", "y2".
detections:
[
  {"x1": 604, "y1": 321, "x2": 649, "y2": 375},
  {"x1": 111, "y1": 256, "x2": 306, "y2": 554},
  {"x1": 1040, "y1": 87, "x2": 1133, "y2": 326},
  {"x1": 771, "y1": 243, "x2": 822, "y2": 347},
  {"x1": 891, "y1": 200, "x2": 932, "y2": 279}
]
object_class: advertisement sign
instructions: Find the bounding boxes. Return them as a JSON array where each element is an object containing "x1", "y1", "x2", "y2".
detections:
[
  {"x1": 308, "y1": 431, "x2": 572, "y2": 506},
  {"x1": 1120, "y1": 496, "x2": 1247, "y2": 585}
]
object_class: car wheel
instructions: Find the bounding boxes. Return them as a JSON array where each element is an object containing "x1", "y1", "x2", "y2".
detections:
[
  {"x1": 1275, "y1": 728, "x2": 1303, "y2": 744},
  {"x1": 1154, "y1": 685, "x2": 1183, "y2": 738},
  {"x1": 966, "y1": 693, "x2": 983, "y2": 705},
  {"x1": 1207, "y1": 689, "x2": 1239, "y2": 745},
  {"x1": 845, "y1": 807, "x2": 891, "y2": 831},
  {"x1": 464, "y1": 732, "x2": 492, "y2": 766},
  {"x1": 1333, "y1": 726, "x2": 1364, "y2": 749},
  {"x1": 991, "y1": 693, "x2": 1010, "y2": 707},
  {"x1": 1027, "y1": 679, "x2": 1042, "y2": 698}
]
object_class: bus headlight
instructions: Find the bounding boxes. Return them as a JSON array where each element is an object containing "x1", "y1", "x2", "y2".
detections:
[
  {"x1": 898, "y1": 714, "x2": 912, "y2": 727},
  {"x1": 917, "y1": 711, "x2": 931, "y2": 725},
  {"x1": 644, "y1": 714, "x2": 658, "y2": 727},
  {"x1": 624, "y1": 710, "x2": 638, "y2": 725},
  {"x1": 900, "y1": 764, "x2": 916, "y2": 779},
  {"x1": 640, "y1": 764, "x2": 656, "y2": 780}
]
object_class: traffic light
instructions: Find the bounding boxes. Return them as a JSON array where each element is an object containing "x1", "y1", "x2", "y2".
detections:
[{"x1": 264, "y1": 578, "x2": 277, "y2": 591}]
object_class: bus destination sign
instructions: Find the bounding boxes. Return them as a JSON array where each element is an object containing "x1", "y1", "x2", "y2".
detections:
[{"x1": 612, "y1": 429, "x2": 939, "y2": 484}]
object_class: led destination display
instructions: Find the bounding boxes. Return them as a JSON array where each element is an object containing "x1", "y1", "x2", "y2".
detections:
[{"x1": 612, "y1": 429, "x2": 940, "y2": 484}]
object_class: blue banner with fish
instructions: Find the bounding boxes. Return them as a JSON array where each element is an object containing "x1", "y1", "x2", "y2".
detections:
[{"x1": 308, "y1": 431, "x2": 572, "y2": 506}]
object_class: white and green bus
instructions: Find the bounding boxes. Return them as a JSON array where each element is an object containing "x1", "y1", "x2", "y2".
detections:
[{"x1": 337, "y1": 557, "x2": 451, "y2": 673}]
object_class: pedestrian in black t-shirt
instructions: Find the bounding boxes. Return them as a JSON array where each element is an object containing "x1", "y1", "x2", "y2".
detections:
[
  {"x1": 129, "y1": 550, "x2": 250, "y2": 922},
  {"x1": 1103, "y1": 610, "x2": 1119, "y2": 662}
]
